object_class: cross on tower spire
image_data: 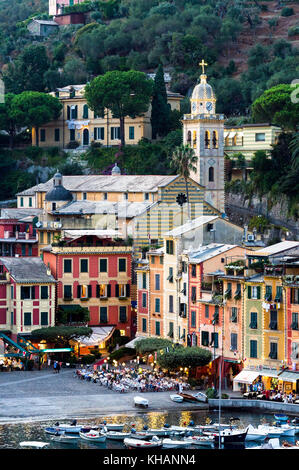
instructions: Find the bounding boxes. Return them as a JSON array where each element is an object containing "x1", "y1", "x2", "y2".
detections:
[{"x1": 199, "y1": 59, "x2": 208, "y2": 74}]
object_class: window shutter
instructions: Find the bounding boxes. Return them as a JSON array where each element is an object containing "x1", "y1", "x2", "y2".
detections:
[
  {"x1": 101, "y1": 127, "x2": 104, "y2": 140},
  {"x1": 257, "y1": 286, "x2": 261, "y2": 299},
  {"x1": 96, "y1": 285, "x2": 100, "y2": 298},
  {"x1": 115, "y1": 284, "x2": 119, "y2": 298},
  {"x1": 88, "y1": 285, "x2": 92, "y2": 298},
  {"x1": 94, "y1": 127, "x2": 97, "y2": 140},
  {"x1": 126, "y1": 284, "x2": 130, "y2": 297},
  {"x1": 107, "y1": 284, "x2": 111, "y2": 297},
  {"x1": 77, "y1": 285, "x2": 81, "y2": 298},
  {"x1": 67, "y1": 106, "x2": 70, "y2": 120},
  {"x1": 248, "y1": 286, "x2": 251, "y2": 299},
  {"x1": 111, "y1": 127, "x2": 114, "y2": 141}
]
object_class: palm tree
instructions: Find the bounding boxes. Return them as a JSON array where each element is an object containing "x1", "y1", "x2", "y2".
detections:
[{"x1": 171, "y1": 144, "x2": 198, "y2": 220}]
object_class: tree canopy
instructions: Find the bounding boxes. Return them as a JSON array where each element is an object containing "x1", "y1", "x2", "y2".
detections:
[
  {"x1": 251, "y1": 84, "x2": 299, "y2": 131},
  {"x1": 85, "y1": 69, "x2": 153, "y2": 146},
  {"x1": 134, "y1": 337, "x2": 175, "y2": 355},
  {"x1": 10, "y1": 91, "x2": 62, "y2": 146},
  {"x1": 156, "y1": 346, "x2": 212, "y2": 371},
  {"x1": 32, "y1": 326, "x2": 93, "y2": 346}
]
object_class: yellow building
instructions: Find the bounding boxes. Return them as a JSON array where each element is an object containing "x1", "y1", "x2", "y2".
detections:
[
  {"x1": 33, "y1": 84, "x2": 183, "y2": 148},
  {"x1": 224, "y1": 124, "x2": 281, "y2": 160}
]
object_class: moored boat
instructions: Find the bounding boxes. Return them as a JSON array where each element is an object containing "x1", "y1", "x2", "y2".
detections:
[
  {"x1": 104, "y1": 431, "x2": 132, "y2": 441},
  {"x1": 170, "y1": 394, "x2": 184, "y2": 403},
  {"x1": 19, "y1": 441, "x2": 49, "y2": 449},
  {"x1": 274, "y1": 414, "x2": 289, "y2": 422},
  {"x1": 99, "y1": 422, "x2": 124, "y2": 432},
  {"x1": 51, "y1": 433, "x2": 78, "y2": 444},
  {"x1": 162, "y1": 438, "x2": 190, "y2": 449},
  {"x1": 79, "y1": 431, "x2": 106, "y2": 443},
  {"x1": 184, "y1": 435, "x2": 214, "y2": 447},
  {"x1": 245, "y1": 425, "x2": 267, "y2": 442},
  {"x1": 124, "y1": 436, "x2": 162, "y2": 449},
  {"x1": 134, "y1": 396, "x2": 149, "y2": 408}
]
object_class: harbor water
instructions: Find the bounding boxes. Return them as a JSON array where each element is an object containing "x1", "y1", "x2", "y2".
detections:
[{"x1": 0, "y1": 409, "x2": 297, "y2": 449}]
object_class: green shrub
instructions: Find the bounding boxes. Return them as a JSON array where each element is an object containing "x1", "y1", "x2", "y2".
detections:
[
  {"x1": 206, "y1": 387, "x2": 217, "y2": 398},
  {"x1": 109, "y1": 347, "x2": 136, "y2": 361},
  {"x1": 80, "y1": 354, "x2": 96, "y2": 364},
  {"x1": 288, "y1": 26, "x2": 299, "y2": 36},
  {"x1": 281, "y1": 7, "x2": 294, "y2": 16},
  {"x1": 66, "y1": 141, "x2": 80, "y2": 149}
]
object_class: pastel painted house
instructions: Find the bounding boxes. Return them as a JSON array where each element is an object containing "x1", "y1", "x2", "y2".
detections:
[{"x1": 0, "y1": 257, "x2": 56, "y2": 343}]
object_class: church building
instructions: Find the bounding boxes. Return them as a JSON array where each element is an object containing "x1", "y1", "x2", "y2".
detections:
[{"x1": 183, "y1": 60, "x2": 225, "y2": 214}]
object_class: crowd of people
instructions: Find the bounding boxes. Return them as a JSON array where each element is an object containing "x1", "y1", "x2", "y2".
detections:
[
  {"x1": 244, "y1": 382, "x2": 299, "y2": 403},
  {"x1": 0, "y1": 357, "x2": 23, "y2": 371},
  {"x1": 74, "y1": 365, "x2": 191, "y2": 393}
]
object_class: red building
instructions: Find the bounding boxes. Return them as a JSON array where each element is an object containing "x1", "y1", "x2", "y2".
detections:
[
  {"x1": 43, "y1": 233, "x2": 135, "y2": 339},
  {"x1": 0, "y1": 209, "x2": 40, "y2": 257}
]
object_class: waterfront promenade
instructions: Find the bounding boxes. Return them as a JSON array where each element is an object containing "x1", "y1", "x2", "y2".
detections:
[{"x1": 0, "y1": 369, "x2": 298, "y2": 424}]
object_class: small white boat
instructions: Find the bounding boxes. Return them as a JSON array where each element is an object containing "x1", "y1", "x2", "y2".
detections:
[
  {"x1": 134, "y1": 396, "x2": 149, "y2": 408},
  {"x1": 79, "y1": 431, "x2": 106, "y2": 443},
  {"x1": 162, "y1": 438, "x2": 190, "y2": 449},
  {"x1": 19, "y1": 441, "x2": 49, "y2": 449},
  {"x1": 280, "y1": 424, "x2": 296, "y2": 437},
  {"x1": 169, "y1": 425, "x2": 194, "y2": 434},
  {"x1": 193, "y1": 391, "x2": 208, "y2": 403},
  {"x1": 245, "y1": 425, "x2": 267, "y2": 442},
  {"x1": 124, "y1": 436, "x2": 162, "y2": 449},
  {"x1": 105, "y1": 431, "x2": 132, "y2": 441},
  {"x1": 51, "y1": 433, "x2": 78, "y2": 443},
  {"x1": 257, "y1": 425, "x2": 283, "y2": 438},
  {"x1": 170, "y1": 394, "x2": 184, "y2": 403},
  {"x1": 184, "y1": 435, "x2": 214, "y2": 447},
  {"x1": 99, "y1": 423, "x2": 124, "y2": 432}
]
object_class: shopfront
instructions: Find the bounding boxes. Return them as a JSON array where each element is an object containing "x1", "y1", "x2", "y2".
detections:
[{"x1": 278, "y1": 370, "x2": 299, "y2": 393}]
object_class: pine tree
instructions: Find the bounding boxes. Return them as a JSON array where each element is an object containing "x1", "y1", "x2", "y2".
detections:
[{"x1": 151, "y1": 64, "x2": 171, "y2": 139}]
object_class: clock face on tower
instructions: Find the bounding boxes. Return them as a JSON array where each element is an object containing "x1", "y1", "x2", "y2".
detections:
[{"x1": 206, "y1": 102, "x2": 212, "y2": 112}]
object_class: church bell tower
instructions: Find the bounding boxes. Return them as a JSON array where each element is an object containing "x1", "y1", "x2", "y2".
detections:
[{"x1": 183, "y1": 60, "x2": 225, "y2": 214}]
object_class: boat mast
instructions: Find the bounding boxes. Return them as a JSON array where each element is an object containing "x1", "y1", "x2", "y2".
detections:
[{"x1": 218, "y1": 357, "x2": 222, "y2": 448}]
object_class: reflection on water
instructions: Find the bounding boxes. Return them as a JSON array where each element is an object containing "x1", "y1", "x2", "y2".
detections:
[{"x1": 0, "y1": 409, "x2": 296, "y2": 449}]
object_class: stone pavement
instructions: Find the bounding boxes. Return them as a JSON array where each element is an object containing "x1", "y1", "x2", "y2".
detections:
[{"x1": 0, "y1": 369, "x2": 209, "y2": 423}]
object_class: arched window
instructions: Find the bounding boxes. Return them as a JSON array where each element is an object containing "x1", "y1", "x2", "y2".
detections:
[
  {"x1": 212, "y1": 130, "x2": 218, "y2": 149},
  {"x1": 83, "y1": 104, "x2": 89, "y2": 119},
  {"x1": 193, "y1": 130, "x2": 197, "y2": 148},
  {"x1": 187, "y1": 130, "x2": 191, "y2": 143},
  {"x1": 208, "y1": 166, "x2": 214, "y2": 182},
  {"x1": 205, "y1": 130, "x2": 210, "y2": 149}
]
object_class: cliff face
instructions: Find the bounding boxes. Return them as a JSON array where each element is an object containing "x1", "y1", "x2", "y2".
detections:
[{"x1": 225, "y1": 191, "x2": 299, "y2": 241}]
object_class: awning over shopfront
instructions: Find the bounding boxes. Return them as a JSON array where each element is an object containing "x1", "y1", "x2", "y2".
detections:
[
  {"x1": 278, "y1": 370, "x2": 299, "y2": 383},
  {"x1": 233, "y1": 370, "x2": 260, "y2": 391},
  {"x1": 125, "y1": 336, "x2": 146, "y2": 349},
  {"x1": 76, "y1": 326, "x2": 115, "y2": 347}
]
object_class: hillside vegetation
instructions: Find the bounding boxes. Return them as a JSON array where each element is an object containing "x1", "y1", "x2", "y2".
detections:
[{"x1": 0, "y1": 0, "x2": 298, "y2": 116}]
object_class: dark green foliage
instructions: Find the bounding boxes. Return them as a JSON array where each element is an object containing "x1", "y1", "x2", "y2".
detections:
[
  {"x1": 32, "y1": 326, "x2": 93, "y2": 346},
  {"x1": 135, "y1": 337, "x2": 175, "y2": 355},
  {"x1": 157, "y1": 346, "x2": 212, "y2": 371},
  {"x1": 151, "y1": 64, "x2": 171, "y2": 139},
  {"x1": 281, "y1": 7, "x2": 294, "y2": 17},
  {"x1": 109, "y1": 347, "x2": 136, "y2": 361},
  {"x1": 252, "y1": 84, "x2": 299, "y2": 130},
  {"x1": 3, "y1": 44, "x2": 50, "y2": 94},
  {"x1": 85, "y1": 70, "x2": 153, "y2": 146}
]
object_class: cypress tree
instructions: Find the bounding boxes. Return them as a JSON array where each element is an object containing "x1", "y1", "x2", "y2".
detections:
[{"x1": 151, "y1": 64, "x2": 171, "y2": 139}]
